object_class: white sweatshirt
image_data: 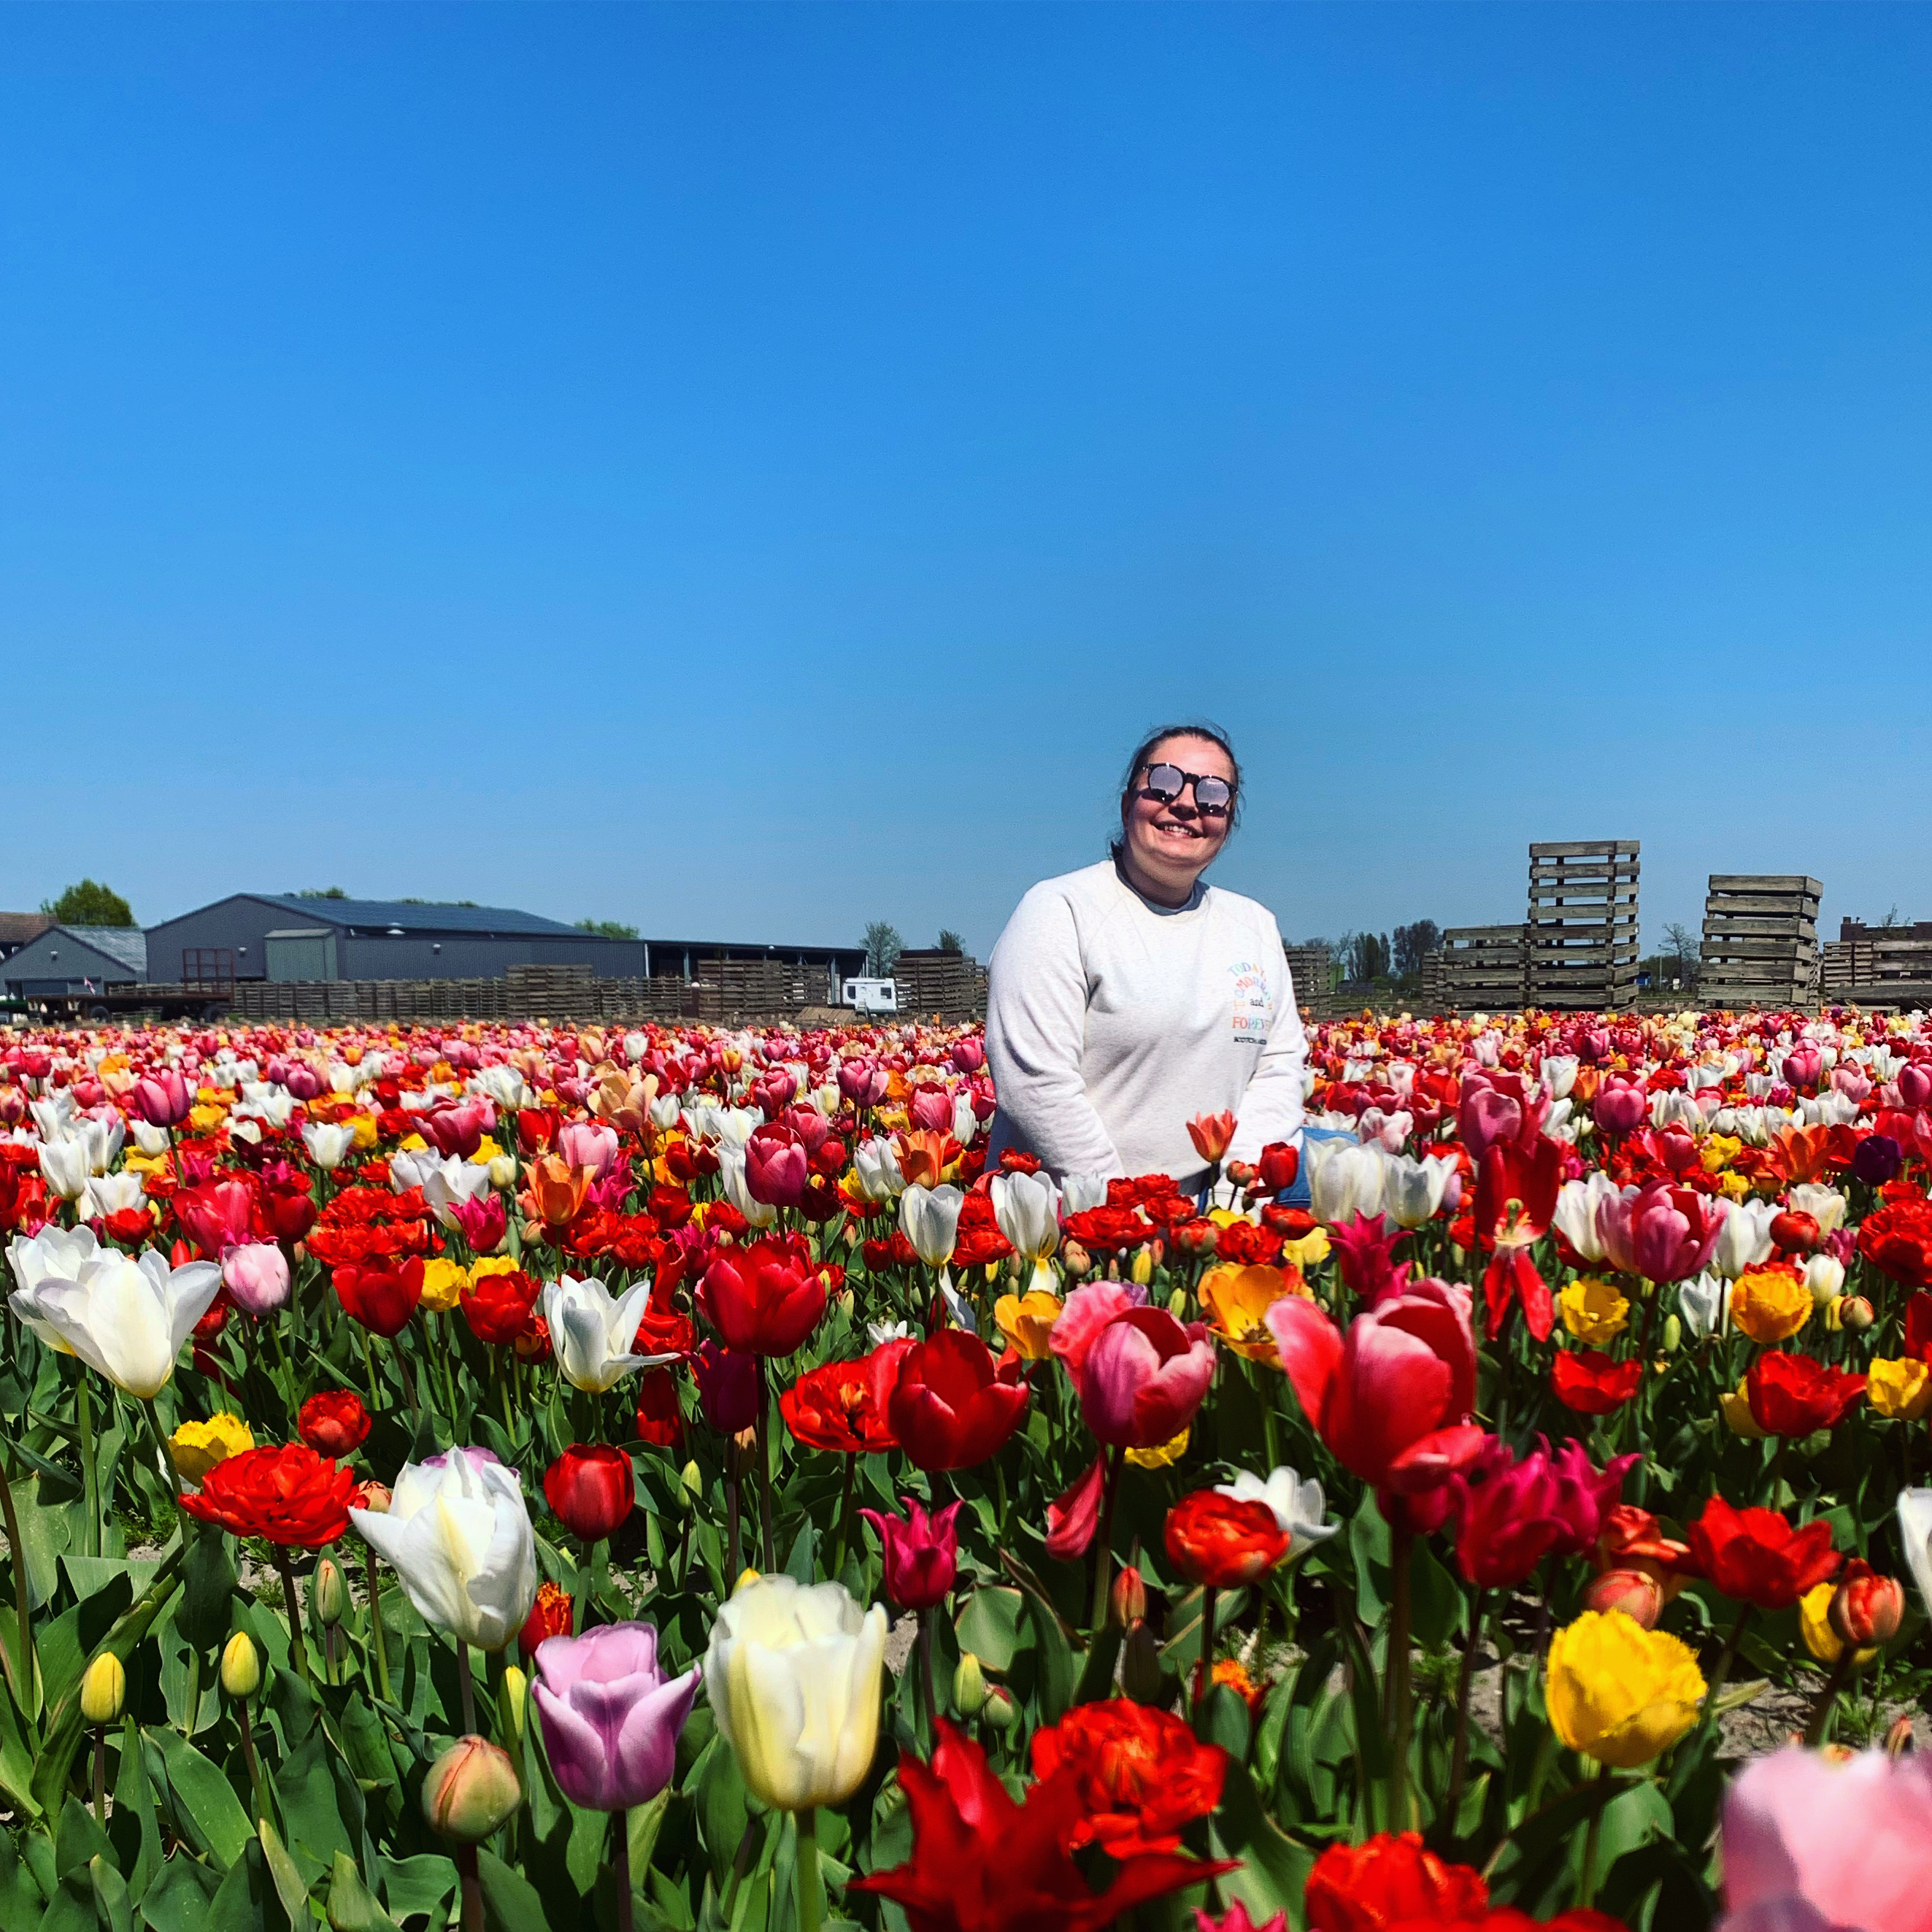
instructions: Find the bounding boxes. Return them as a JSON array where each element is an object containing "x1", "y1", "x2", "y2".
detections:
[{"x1": 985, "y1": 859, "x2": 1307, "y2": 1186}]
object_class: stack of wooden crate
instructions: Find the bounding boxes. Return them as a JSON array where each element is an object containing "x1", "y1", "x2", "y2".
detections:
[
  {"x1": 1698, "y1": 877, "x2": 1821, "y2": 1010},
  {"x1": 1282, "y1": 944, "x2": 1333, "y2": 1021},
  {"x1": 1526, "y1": 841, "x2": 1640, "y2": 1011},
  {"x1": 893, "y1": 950, "x2": 986, "y2": 1020},
  {"x1": 1439, "y1": 925, "x2": 1529, "y2": 1015}
]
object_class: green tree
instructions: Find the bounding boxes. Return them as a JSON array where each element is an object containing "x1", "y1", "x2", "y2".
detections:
[
  {"x1": 937, "y1": 928, "x2": 964, "y2": 955},
  {"x1": 577, "y1": 918, "x2": 642, "y2": 940},
  {"x1": 863, "y1": 920, "x2": 904, "y2": 977},
  {"x1": 41, "y1": 879, "x2": 133, "y2": 926},
  {"x1": 295, "y1": 886, "x2": 349, "y2": 899}
]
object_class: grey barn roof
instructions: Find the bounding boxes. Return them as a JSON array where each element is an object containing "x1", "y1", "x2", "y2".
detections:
[
  {"x1": 250, "y1": 896, "x2": 586, "y2": 937},
  {"x1": 58, "y1": 926, "x2": 147, "y2": 974}
]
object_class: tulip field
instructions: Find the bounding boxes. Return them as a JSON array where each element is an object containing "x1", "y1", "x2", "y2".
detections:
[{"x1": 4, "y1": 1010, "x2": 1932, "y2": 1932}]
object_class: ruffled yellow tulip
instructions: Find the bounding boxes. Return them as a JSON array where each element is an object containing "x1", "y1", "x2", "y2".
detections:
[
  {"x1": 170, "y1": 1413, "x2": 255, "y2": 1486},
  {"x1": 1866, "y1": 1356, "x2": 1932, "y2": 1423},
  {"x1": 1547, "y1": 1609, "x2": 1704, "y2": 1767},
  {"x1": 1730, "y1": 1267, "x2": 1811, "y2": 1344},
  {"x1": 418, "y1": 1258, "x2": 469, "y2": 1313},
  {"x1": 1559, "y1": 1277, "x2": 1630, "y2": 1347}
]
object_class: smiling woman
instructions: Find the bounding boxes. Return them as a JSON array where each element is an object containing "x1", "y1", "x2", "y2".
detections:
[{"x1": 984, "y1": 723, "x2": 1306, "y2": 1191}]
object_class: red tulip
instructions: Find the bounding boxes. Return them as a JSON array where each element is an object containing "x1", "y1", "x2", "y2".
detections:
[
  {"x1": 888, "y1": 1329, "x2": 1030, "y2": 1471},
  {"x1": 1746, "y1": 1352, "x2": 1866, "y2": 1437},
  {"x1": 1185, "y1": 1112, "x2": 1236, "y2": 1166},
  {"x1": 460, "y1": 1267, "x2": 539, "y2": 1347},
  {"x1": 1550, "y1": 1348, "x2": 1643, "y2": 1415},
  {"x1": 1255, "y1": 1142, "x2": 1300, "y2": 1196},
  {"x1": 1688, "y1": 1493, "x2": 1840, "y2": 1612},
  {"x1": 699, "y1": 1237, "x2": 826, "y2": 1356},
  {"x1": 1072, "y1": 1306, "x2": 1215, "y2": 1450},
  {"x1": 1164, "y1": 1490, "x2": 1288, "y2": 1587},
  {"x1": 132, "y1": 1068, "x2": 193, "y2": 1127},
  {"x1": 693, "y1": 1342, "x2": 760, "y2": 1434},
  {"x1": 780, "y1": 1341, "x2": 912, "y2": 1454},
  {"x1": 175, "y1": 1177, "x2": 258, "y2": 1259},
  {"x1": 861, "y1": 1496, "x2": 961, "y2": 1610},
  {"x1": 544, "y1": 1444, "x2": 634, "y2": 1543},
  {"x1": 743, "y1": 1124, "x2": 809, "y2": 1209},
  {"x1": 519, "y1": 1581, "x2": 574, "y2": 1660},
  {"x1": 633, "y1": 1368, "x2": 685, "y2": 1450},
  {"x1": 1448, "y1": 1439, "x2": 1568, "y2": 1590},
  {"x1": 333, "y1": 1257, "x2": 424, "y2": 1337},
  {"x1": 423, "y1": 1100, "x2": 492, "y2": 1160},
  {"x1": 178, "y1": 1444, "x2": 356, "y2": 1548},
  {"x1": 298, "y1": 1389, "x2": 372, "y2": 1458}
]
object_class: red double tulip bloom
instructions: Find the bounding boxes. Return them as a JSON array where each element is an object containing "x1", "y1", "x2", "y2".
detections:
[
  {"x1": 519, "y1": 1580, "x2": 574, "y2": 1660},
  {"x1": 1450, "y1": 1439, "x2": 1570, "y2": 1590},
  {"x1": 1304, "y1": 1831, "x2": 1490, "y2": 1932},
  {"x1": 1028, "y1": 1699, "x2": 1227, "y2": 1860},
  {"x1": 544, "y1": 1444, "x2": 634, "y2": 1543},
  {"x1": 887, "y1": 1329, "x2": 1029, "y2": 1471},
  {"x1": 700, "y1": 1236, "x2": 827, "y2": 1356},
  {"x1": 1551, "y1": 1348, "x2": 1643, "y2": 1415},
  {"x1": 461, "y1": 1267, "x2": 540, "y2": 1346},
  {"x1": 1745, "y1": 1352, "x2": 1867, "y2": 1437},
  {"x1": 334, "y1": 1257, "x2": 425, "y2": 1337},
  {"x1": 781, "y1": 1339, "x2": 913, "y2": 1454},
  {"x1": 1163, "y1": 1490, "x2": 1289, "y2": 1587},
  {"x1": 1687, "y1": 1493, "x2": 1840, "y2": 1612},
  {"x1": 179, "y1": 1444, "x2": 357, "y2": 1548},
  {"x1": 298, "y1": 1389, "x2": 372, "y2": 1458},
  {"x1": 1857, "y1": 1198, "x2": 1932, "y2": 1288}
]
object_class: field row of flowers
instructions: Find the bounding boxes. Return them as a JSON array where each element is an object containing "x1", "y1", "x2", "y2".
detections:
[{"x1": 1, "y1": 1006, "x2": 1931, "y2": 1931}]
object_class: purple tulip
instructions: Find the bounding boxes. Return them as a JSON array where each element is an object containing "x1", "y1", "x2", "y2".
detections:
[
  {"x1": 693, "y1": 1340, "x2": 759, "y2": 1435},
  {"x1": 221, "y1": 1242, "x2": 291, "y2": 1316},
  {"x1": 859, "y1": 1497, "x2": 961, "y2": 1611},
  {"x1": 531, "y1": 1622, "x2": 700, "y2": 1812}
]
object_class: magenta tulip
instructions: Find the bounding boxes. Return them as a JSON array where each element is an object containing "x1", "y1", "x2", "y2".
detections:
[
  {"x1": 860, "y1": 1496, "x2": 961, "y2": 1610},
  {"x1": 531, "y1": 1621, "x2": 701, "y2": 1812},
  {"x1": 132, "y1": 1068, "x2": 192, "y2": 1128},
  {"x1": 1592, "y1": 1074, "x2": 1649, "y2": 1137},
  {"x1": 1074, "y1": 1307, "x2": 1215, "y2": 1450},
  {"x1": 1596, "y1": 1178, "x2": 1728, "y2": 1283},
  {"x1": 743, "y1": 1124, "x2": 808, "y2": 1209}
]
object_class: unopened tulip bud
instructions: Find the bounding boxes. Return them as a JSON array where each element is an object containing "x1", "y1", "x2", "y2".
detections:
[
  {"x1": 1830, "y1": 1560, "x2": 1904, "y2": 1649},
  {"x1": 952, "y1": 1651, "x2": 988, "y2": 1718},
  {"x1": 353, "y1": 1480, "x2": 393, "y2": 1515},
  {"x1": 314, "y1": 1558, "x2": 347, "y2": 1628},
  {"x1": 979, "y1": 1685, "x2": 1017, "y2": 1731},
  {"x1": 1109, "y1": 1564, "x2": 1147, "y2": 1629},
  {"x1": 421, "y1": 1736, "x2": 522, "y2": 1844},
  {"x1": 1121, "y1": 1619, "x2": 1166, "y2": 1703},
  {"x1": 1056, "y1": 1239, "x2": 1090, "y2": 1280},
  {"x1": 1225, "y1": 1161, "x2": 1258, "y2": 1192},
  {"x1": 498, "y1": 1665, "x2": 527, "y2": 1746},
  {"x1": 1661, "y1": 1315, "x2": 1682, "y2": 1355},
  {"x1": 1129, "y1": 1244, "x2": 1154, "y2": 1286},
  {"x1": 1838, "y1": 1295, "x2": 1874, "y2": 1332},
  {"x1": 1176, "y1": 1221, "x2": 1218, "y2": 1257},
  {"x1": 733, "y1": 1426, "x2": 757, "y2": 1456},
  {"x1": 680, "y1": 1460, "x2": 704, "y2": 1507},
  {"x1": 1805, "y1": 1254, "x2": 1847, "y2": 1306},
  {"x1": 80, "y1": 1653, "x2": 126, "y2": 1726},
  {"x1": 1583, "y1": 1568, "x2": 1664, "y2": 1631},
  {"x1": 1886, "y1": 1714, "x2": 1917, "y2": 1759},
  {"x1": 221, "y1": 1631, "x2": 262, "y2": 1700}
]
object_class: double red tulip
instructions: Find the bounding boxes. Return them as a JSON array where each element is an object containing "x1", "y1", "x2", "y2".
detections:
[
  {"x1": 544, "y1": 1445, "x2": 634, "y2": 1543},
  {"x1": 461, "y1": 1267, "x2": 540, "y2": 1347},
  {"x1": 519, "y1": 1581, "x2": 574, "y2": 1660},
  {"x1": 1028, "y1": 1700, "x2": 1227, "y2": 1860},
  {"x1": 334, "y1": 1257, "x2": 425, "y2": 1337},
  {"x1": 1745, "y1": 1352, "x2": 1867, "y2": 1437},
  {"x1": 179, "y1": 1444, "x2": 357, "y2": 1548},
  {"x1": 1449, "y1": 1439, "x2": 1568, "y2": 1590},
  {"x1": 1551, "y1": 1348, "x2": 1643, "y2": 1415},
  {"x1": 1304, "y1": 1831, "x2": 1490, "y2": 1931},
  {"x1": 1163, "y1": 1490, "x2": 1289, "y2": 1587},
  {"x1": 1687, "y1": 1493, "x2": 1840, "y2": 1612},
  {"x1": 700, "y1": 1236, "x2": 826, "y2": 1356},
  {"x1": 298, "y1": 1389, "x2": 372, "y2": 1458},
  {"x1": 887, "y1": 1329, "x2": 1030, "y2": 1471},
  {"x1": 780, "y1": 1340, "x2": 912, "y2": 1454}
]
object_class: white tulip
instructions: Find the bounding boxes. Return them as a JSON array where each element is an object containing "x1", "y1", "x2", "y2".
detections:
[
  {"x1": 704, "y1": 1574, "x2": 888, "y2": 1812},
  {"x1": 1540, "y1": 1055, "x2": 1579, "y2": 1101},
  {"x1": 36, "y1": 1140, "x2": 90, "y2": 1202},
  {"x1": 15, "y1": 1250, "x2": 221, "y2": 1398},
  {"x1": 1650, "y1": 1090, "x2": 1706, "y2": 1137},
  {"x1": 1060, "y1": 1173, "x2": 1110, "y2": 1215},
  {"x1": 717, "y1": 1151, "x2": 779, "y2": 1230},
  {"x1": 69, "y1": 1117, "x2": 124, "y2": 1175},
  {"x1": 301, "y1": 1122, "x2": 361, "y2": 1169},
  {"x1": 1552, "y1": 1174, "x2": 1623, "y2": 1264},
  {"x1": 648, "y1": 1094, "x2": 682, "y2": 1134},
  {"x1": 418, "y1": 1156, "x2": 496, "y2": 1230},
  {"x1": 1804, "y1": 1254, "x2": 1847, "y2": 1306},
  {"x1": 1677, "y1": 1271, "x2": 1726, "y2": 1339},
  {"x1": 1712, "y1": 1198, "x2": 1778, "y2": 1279},
  {"x1": 1787, "y1": 1183, "x2": 1847, "y2": 1236},
  {"x1": 5, "y1": 1224, "x2": 99, "y2": 1351},
  {"x1": 128, "y1": 1120, "x2": 170, "y2": 1156},
  {"x1": 1307, "y1": 1139, "x2": 1386, "y2": 1225},
  {"x1": 1215, "y1": 1466, "x2": 1337, "y2": 1558},
  {"x1": 541, "y1": 1275, "x2": 680, "y2": 1393},
  {"x1": 851, "y1": 1138, "x2": 905, "y2": 1204},
  {"x1": 350, "y1": 1448, "x2": 537, "y2": 1651},
  {"x1": 898, "y1": 1184, "x2": 963, "y2": 1268},
  {"x1": 84, "y1": 1171, "x2": 147, "y2": 1219},
  {"x1": 469, "y1": 1065, "x2": 528, "y2": 1111},
  {"x1": 1382, "y1": 1153, "x2": 1456, "y2": 1231},
  {"x1": 29, "y1": 1095, "x2": 76, "y2": 1142},
  {"x1": 1898, "y1": 1490, "x2": 1932, "y2": 1618},
  {"x1": 388, "y1": 1146, "x2": 442, "y2": 1195}
]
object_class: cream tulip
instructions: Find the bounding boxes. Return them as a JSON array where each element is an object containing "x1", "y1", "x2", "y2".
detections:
[
  {"x1": 541, "y1": 1276, "x2": 681, "y2": 1394},
  {"x1": 15, "y1": 1250, "x2": 221, "y2": 1398},
  {"x1": 704, "y1": 1574, "x2": 887, "y2": 1812},
  {"x1": 898, "y1": 1184, "x2": 963, "y2": 1268},
  {"x1": 301, "y1": 1121, "x2": 360, "y2": 1169}
]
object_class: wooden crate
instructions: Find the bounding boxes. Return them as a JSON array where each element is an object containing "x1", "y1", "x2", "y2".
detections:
[
  {"x1": 1282, "y1": 944, "x2": 1333, "y2": 1022},
  {"x1": 1871, "y1": 933, "x2": 1932, "y2": 982},
  {"x1": 1526, "y1": 841, "x2": 1639, "y2": 1010},
  {"x1": 1820, "y1": 939, "x2": 1872, "y2": 994},
  {"x1": 1698, "y1": 875, "x2": 1821, "y2": 1010},
  {"x1": 894, "y1": 950, "x2": 986, "y2": 1021},
  {"x1": 1440, "y1": 925, "x2": 1528, "y2": 1015}
]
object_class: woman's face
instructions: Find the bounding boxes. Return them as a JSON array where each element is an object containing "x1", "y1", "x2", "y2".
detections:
[{"x1": 1120, "y1": 733, "x2": 1236, "y2": 901}]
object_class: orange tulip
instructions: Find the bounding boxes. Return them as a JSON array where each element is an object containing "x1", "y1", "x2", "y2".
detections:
[
  {"x1": 521, "y1": 1155, "x2": 594, "y2": 1229},
  {"x1": 1198, "y1": 1263, "x2": 1308, "y2": 1364},
  {"x1": 1186, "y1": 1112, "x2": 1237, "y2": 1165},
  {"x1": 894, "y1": 1130, "x2": 961, "y2": 1190}
]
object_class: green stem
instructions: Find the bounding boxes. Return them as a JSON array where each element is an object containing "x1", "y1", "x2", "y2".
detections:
[
  {"x1": 831, "y1": 1454, "x2": 856, "y2": 1584},
  {"x1": 1196, "y1": 1584, "x2": 1217, "y2": 1712},
  {"x1": 1578, "y1": 1760, "x2": 1611, "y2": 1906},
  {"x1": 365, "y1": 1547, "x2": 393, "y2": 1705},
  {"x1": 1087, "y1": 1444, "x2": 1127, "y2": 1633},
  {"x1": 77, "y1": 1371, "x2": 100, "y2": 1560},
  {"x1": 1803, "y1": 1646, "x2": 1855, "y2": 1748},
  {"x1": 0, "y1": 1454, "x2": 36, "y2": 1701},
  {"x1": 795, "y1": 1806, "x2": 822, "y2": 1932},
  {"x1": 456, "y1": 1639, "x2": 477, "y2": 1734},
  {"x1": 1389, "y1": 1521, "x2": 1415, "y2": 1833},
  {"x1": 274, "y1": 1544, "x2": 312, "y2": 1687},
  {"x1": 755, "y1": 1363, "x2": 776, "y2": 1573},
  {"x1": 1442, "y1": 1586, "x2": 1488, "y2": 1839}
]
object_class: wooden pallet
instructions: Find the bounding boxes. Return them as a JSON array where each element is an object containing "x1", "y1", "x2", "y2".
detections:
[
  {"x1": 1439, "y1": 925, "x2": 1529, "y2": 1015},
  {"x1": 1872, "y1": 934, "x2": 1932, "y2": 982},
  {"x1": 1526, "y1": 841, "x2": 1639, "y2": 1010},
  {"x1": 1698, "y1": 875, "x2": 1821, "y2": 1009},
  {"x1": 1820, "y1": 939, "x2": 1872, "y2": 993},
  {"x1": 1282, "y1": 944, "x2": 1333, "y2": 1021},
  {"x1": 894, "y1": 951, "x2": 988, "y2": 1021}
]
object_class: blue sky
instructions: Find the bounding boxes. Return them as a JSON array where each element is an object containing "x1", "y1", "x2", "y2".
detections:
[{"x1": 5, "y1": 4, "x2": 1931, "y2": 960}]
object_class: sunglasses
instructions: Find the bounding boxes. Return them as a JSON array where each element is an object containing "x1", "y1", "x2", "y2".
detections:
[{"x1": 1137, "y1": 762, "x2": 1235, "y2": 816}]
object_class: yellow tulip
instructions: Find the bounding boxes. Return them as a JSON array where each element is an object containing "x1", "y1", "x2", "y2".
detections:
[
  {"x1": 1798, "y1": 1581, "x2": 1879, "y2": 1669},
  {"x1": 1280, "y1": 1228, "x2": 1331, "y2": 1270},
  {"x1": 350, "y1": 1113, "x2": 379, "y2": 1150},
  {"x1": 1559, "y1": 1277, "x2": 1630, "y2": 1347},
  {"x1": 1198, "y1": 1263, "x2": 1309, "y2": 1365},
  {"x1": 994, "y1": 1289, "x2": 1063, "y2": 1361},
  {"x1": 1127, "y1": 1426, "x2": 1190, "y2": 1469},
  {"x1": 1867, "y1": 1356, "x2": 1932, "y2": 1423},
  {"x1": 169, "y1": 1413, "x2": 255, "y2": 1486},
  {"x1": 1546, "y1": 1609, "x2": 1704, "y2": 1767},
  {"x1": 1700, "y1": 1134, "x2": 1742, "y2": 1174},
  {"x1": 418, "y1": 1258, "x2": 469, "y2": 1313},
  {"x1": 1730, "y1": 1267, "x2": 1811, "y2": 1344},
  {"x1": 1720, "y1": 1379, "x2": 1770, "y2": 1439}
]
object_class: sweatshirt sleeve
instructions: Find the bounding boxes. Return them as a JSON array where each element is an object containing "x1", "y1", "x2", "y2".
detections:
[
  {"x1": 985, "y1": 886, "x2": 1125, "y2": 1179},
  {"x1": 1225, "y1": 925, "x2": 1308, "y2": 1166}
]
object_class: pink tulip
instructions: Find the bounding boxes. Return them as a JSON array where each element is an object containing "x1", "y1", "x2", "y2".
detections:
[
  {"x1": 1047, "y1": 1282, "x2": 1142, "y2": 1374},
  {"x1": 451, "y1": 1192, "x2": 508, "y2": 1254},
  {"x1": 133, "y1": 1068, "x2": 192, "y2": 1128},
  {"x1": 780, "y1": 1104, "x2": 831, "y2": 1155},
  {"x1": 1717, "y1": 1746, "x2": 1932, "y2": 1931},
  {"x1": 1457, "y1": 1070, "x2": 1550, "y2": 1166},
  {"x1": 909, "y1": 1088, "x2": 955, "y2": 1134},
  {"x1": 742, "y1": 1124, "x2": 807, "y2": 1209},
  {"x1": 860, "y1": 1496, "x2": 961, "y2": 1610},
  {"x1": 1593, "y1": 1074, "x2": 1650, "y2": 1137},
  {"x1": 1782, "y1": 1043, "x2": 1825, "y2": 1091},
  {"x1": 837, "y1": 1058, "x2": 889, "y2": 1106},
  {"x1": 531, "y1": 1622, "x2": 701, "y2": 1813},
  {"x1": 556, "y1": 1120, "x2": 620, "y2": 1181},
  {"x1": 423, "y1": 1100, "x2": 493, "y2": 1161},
  {"x1": 222, "y1": 1242, "x2": 291, "y2": 1316},
  {"x1": 1596, "y1": 1178, "x2": 1728, "y2": 1282},
  {"x1": 1899, "y1": 1063, "x2": 1932, "y2": 1109},
  {"x1": 1074, "y1": 1308, "x2": 1215, "y2": 1449},
  {"x1": 1544, "y1": 1439, "x2": 1637, "y2": 1556},
  {"x1": 951, "y1": 1039, "x2": 985, "y2": 1074}
]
